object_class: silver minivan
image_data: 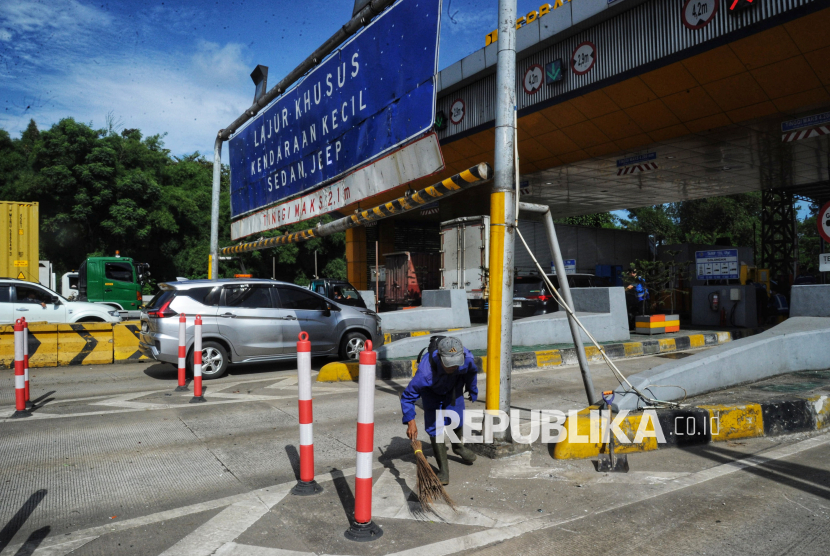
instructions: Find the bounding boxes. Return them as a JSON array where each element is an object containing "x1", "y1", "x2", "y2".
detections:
[{"x1": 138, "y1": 279, "x2": 383, "y2": 379}]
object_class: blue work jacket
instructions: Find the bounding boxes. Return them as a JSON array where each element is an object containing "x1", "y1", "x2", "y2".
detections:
[{"x1": 400, "y1": 347, "x2": 478, "y2": 436}]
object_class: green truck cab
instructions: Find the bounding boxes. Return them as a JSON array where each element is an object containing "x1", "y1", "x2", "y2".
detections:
[{"x1": 78, "y1": 256, "x2": 150, "y2": 315}]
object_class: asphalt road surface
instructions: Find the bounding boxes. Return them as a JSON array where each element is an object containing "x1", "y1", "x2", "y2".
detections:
[{"x1": 1, "y1": 352, "x2": 828, "y2": 555}]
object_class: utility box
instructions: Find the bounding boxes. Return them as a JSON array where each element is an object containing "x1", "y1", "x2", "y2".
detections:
[
  {"x1": 1, "y1": 201, "x2": 39, "y2": 283},
  {"x1": 691, "y1": 285, "x2": 758, "y2": 328}
]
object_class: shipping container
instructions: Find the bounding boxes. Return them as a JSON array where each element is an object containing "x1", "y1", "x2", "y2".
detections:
[
  {"x1": 1, "y1": 201, "x2": 39, "y2": 283},
  {"x1": 382, "y1": 251, "x2": 440, "y2": 308}
]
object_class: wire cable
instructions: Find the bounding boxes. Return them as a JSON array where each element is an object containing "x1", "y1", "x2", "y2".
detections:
[{"x1": 513, "y1": 227, "x2": 681, "y2": 408}]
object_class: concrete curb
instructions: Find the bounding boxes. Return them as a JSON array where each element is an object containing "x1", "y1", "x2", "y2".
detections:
[
  {"x1": 382, "y1": 328, "x2": 466, "y2": 345},
  {"x1": 553, "y1": 394, "x2": 829, "y2": 459},
  {"x1": 317, "y1": 329, "x2": 764, "y2": 382}
]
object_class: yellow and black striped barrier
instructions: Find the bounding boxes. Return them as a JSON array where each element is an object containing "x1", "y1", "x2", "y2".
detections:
[
  {"x1": 0, "y1": 321, "x2": 149, "y2": 368},
  {"x1": 221, "y1": 163, "x2": 492, "y2": 255}
]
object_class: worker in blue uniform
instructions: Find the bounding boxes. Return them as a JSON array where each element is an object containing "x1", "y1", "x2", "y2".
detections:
[{"x1": 401, "y1": 336, "x2": 478, "y2": 485}]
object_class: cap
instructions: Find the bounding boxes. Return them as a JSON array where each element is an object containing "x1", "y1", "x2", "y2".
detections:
[{"x1": 437, "y1": 337, "x2": 465, "y2": 368}]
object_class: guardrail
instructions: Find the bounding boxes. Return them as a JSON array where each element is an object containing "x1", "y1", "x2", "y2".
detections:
[{"x1": 0, "y1": 321, "x2": 148, "y2": 368}]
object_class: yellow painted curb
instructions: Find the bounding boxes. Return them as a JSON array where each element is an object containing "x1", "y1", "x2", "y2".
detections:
[
  {"x1": 317, "y1": 361, "x2": 359, "y2": 382},
  {"x1": 699, "y1": 403, "x2": 764, "y2": 441},
  {"x1": 809, "y1": 395, "x2": 829, "y2": 430},
  {"x1": 552, "y1": 407, "x2": 660, "y2": 459},
  {"x1": 658, "y1": 338, "x2": 676, "y2": 352},
  {"x1": 689, "y1": 334, "x2": 706, "y2": 348}
]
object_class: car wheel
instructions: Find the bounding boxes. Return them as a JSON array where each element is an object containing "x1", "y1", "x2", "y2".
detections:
[
  {"x1": 339, "y1": 331, "x2": 368, "y2": 361},
  {"x1": 188, "y1": 341, "x2": 229, "y2": 379}
]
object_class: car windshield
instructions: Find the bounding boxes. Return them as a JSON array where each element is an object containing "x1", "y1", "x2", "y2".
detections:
[{"x1": 333, "y1": 284, "x2": 359, "y2": 300}]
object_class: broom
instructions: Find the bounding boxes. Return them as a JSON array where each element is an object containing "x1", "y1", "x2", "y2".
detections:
[{"x1": 411, "y1": 439, "x2": 457, "y2": 513}]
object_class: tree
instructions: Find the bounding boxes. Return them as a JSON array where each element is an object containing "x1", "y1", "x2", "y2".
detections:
[
  {"x1": 0, "y1": 118, "x2": 347, "y2": 285},
  {"x1": 555, "y1": 212, "x2": 619, "y2": 228}
]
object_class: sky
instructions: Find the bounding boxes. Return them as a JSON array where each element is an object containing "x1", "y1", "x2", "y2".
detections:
[
  {"x1": 0, "y1": 0, "x2": 815, "y2": 219},
  {"x1": 0, "y1": 0, "x2": 540, "y2": 160}
]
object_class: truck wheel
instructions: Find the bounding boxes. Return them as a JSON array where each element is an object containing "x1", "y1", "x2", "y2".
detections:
[
  {"x1": 188, "y1": 341, "x2": 229, "y2": 379},
  {"x1": 339, "y1": 331, "x2": 367, "y2": 361}
]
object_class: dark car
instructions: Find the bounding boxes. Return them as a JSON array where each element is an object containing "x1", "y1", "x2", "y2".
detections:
[
  {"x1": 308, "y1": 279, "x2": 367, "y2": 309},
  {"x1": 512, "y1": 273, "x2": 605, "y2": 319}
]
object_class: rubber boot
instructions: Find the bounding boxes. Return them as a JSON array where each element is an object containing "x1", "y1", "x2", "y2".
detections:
[
  {"x1": 451, "y1": 427, "x2": 477, "y2": 463},
  {"x1": 429, "y1": 436, "x2": 450, "y2": 485}
]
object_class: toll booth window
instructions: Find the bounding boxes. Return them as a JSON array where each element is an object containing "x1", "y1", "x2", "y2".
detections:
[
  {"x1": 223, "y1": 285, "x2": 273, "y2": 308},
  {"x1": 105, "y1": 262, "x2": 134, "y2": 282},
  {"x1": 275, "y1": 287, "x2": 326, "y2": 311},
  {"x1": 0, "y1": 285, "x2": 10, "y2": 303}
]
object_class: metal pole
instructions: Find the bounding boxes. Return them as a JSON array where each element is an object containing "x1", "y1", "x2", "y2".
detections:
[
  {"x1": 210, "y1": 136, "x2": 222, "y2": 280},
  {"x1": 519, "y1": 202, "x2": 598, "y2": 405},
  {"x1": 485, "y1": 0, "x2": 517, "y2": 443},
  {"x1": 375, "y1": 241, "x2": 380, "y2": 312}
]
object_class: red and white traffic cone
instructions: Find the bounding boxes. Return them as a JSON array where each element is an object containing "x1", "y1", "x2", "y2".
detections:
[
  {"x1": 345, "y1": 340, "x2": 382, "y2": 542},
  {"x1": 291, "y1": 331, "x2": 323, "y2": 496},
  {"x1": 189, "y1": 315, "x2": 206, "y2": 403},
  {"x1": 22, "y1": 317, "x2": 32, "y2": 409},
  {"x1": 11, "y1": 319, "x2": 30, "y2": 419},
  {"x1": 175, "y1": 313, "x2": 188, "y2": 392}
]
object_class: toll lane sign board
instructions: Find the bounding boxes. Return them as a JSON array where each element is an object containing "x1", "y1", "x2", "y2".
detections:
[
  {"x1": 819, "y1": 200, "x2": 830, "y2": 243},
  {"x1": 229, "y1": 0, "x2": 441, "y2": 219},
  {"x1": 550, "y1": 259, "x2": 576, "y2": 275},
  {"x1": 696, "y1": 249, "x2": 739, "y2": 280}
]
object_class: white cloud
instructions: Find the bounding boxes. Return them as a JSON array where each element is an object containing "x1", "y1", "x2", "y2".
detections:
[{"x1": 0, "y1": 1, "x2": 254, "y2": 159}]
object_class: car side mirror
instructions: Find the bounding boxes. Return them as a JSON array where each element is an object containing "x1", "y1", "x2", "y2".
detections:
[{"x1": 51, "y1": 295, "x2": 60, "y2": 305}]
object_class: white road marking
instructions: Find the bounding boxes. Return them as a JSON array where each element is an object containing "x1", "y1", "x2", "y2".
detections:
[
  {"x1": 488, "y1": 451, "x2": 690, "y2": 485},
  {"x1": 7, "y1": 466, "x2": 372, "y2": 556},
  {"x1": 214, "y1": 542, "x2": 310, "y2": 556},
  {"x1": 159, "y1": 497, "x2": 279, "y2": 556},
  {"x1": 382, "y1": 433, "x2": 830, "y2": 556},
  {"x1": 0, "y1": 383, "x2": 357, "y2": 422},
  {"x1": 10, "y1": 432, "x2": 827, "y2": 556}
]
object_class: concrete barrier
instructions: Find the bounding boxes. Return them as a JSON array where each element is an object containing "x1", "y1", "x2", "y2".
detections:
[
  {"x1": 377, "y1": 287, "x2": 628, "y2": 359},
  {"x1": 377, "y1": 289, "x2": 471, "y2": 332},
  {"x1": 0, "y1": 323, "x2": 58, "y2": 368},
  {"x1": 613, "y1": 317, "x2": 830, "y2": 410},
  {"x1": 790, "y1": 285, "x2": 830, "y2": 317},
  {"x1": 58, "y1": 323, "x2": 113, "y2": 366},
  {"x1": 1, "y1": 320, "x2": 147, "y2": 368},
  {"x1": 553, "y1": 395, "x2": 829, "y2": 459},
  {"x1": 113, "y1": 322, "x2": 150, "y2": 363}
]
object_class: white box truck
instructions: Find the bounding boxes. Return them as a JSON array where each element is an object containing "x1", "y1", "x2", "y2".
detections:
[{"x1": 439, "y1": 216, "x2": 490, "y2": 319}]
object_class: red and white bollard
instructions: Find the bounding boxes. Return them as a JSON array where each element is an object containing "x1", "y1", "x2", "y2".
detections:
[
  {"x1": 291, "y1": 331, "x2": 323, "y2": 496},
  {"x1": 11, "y1": 319, "x2": 30, "y2": 418},
  {"x1": 345, "y1": 340, "x2": 382, "y2": 541},
  {"x1": 189, "y1": 315, "x2": 206, "y2": 403},
  {"x1": 22, "y1": 317, "x2": 32, "y2": 409},
  {"x1": 175, "y1": 313, "x2": 188, "y2": 392}
]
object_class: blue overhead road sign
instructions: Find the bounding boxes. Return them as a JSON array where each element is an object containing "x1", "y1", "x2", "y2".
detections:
[{"x1": 229, "y1": 0, "x2": 441, "y2": 219}]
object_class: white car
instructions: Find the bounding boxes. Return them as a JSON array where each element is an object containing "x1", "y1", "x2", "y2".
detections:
[{"x1": 0, "y1": 279, "x2": 122, "y2": 324}]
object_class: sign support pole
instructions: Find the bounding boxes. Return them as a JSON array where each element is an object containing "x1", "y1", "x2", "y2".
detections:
[
  {"x1": 484, "y1": 0, "x2": 518, "y2": 445},
  {"x1": 210, "y1": 137, "x2": 222, "y2": 280}
]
